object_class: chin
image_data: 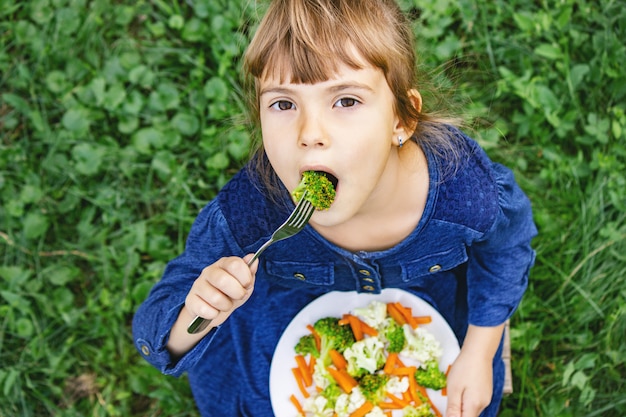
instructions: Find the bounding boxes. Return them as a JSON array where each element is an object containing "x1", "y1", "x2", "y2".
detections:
[{"x1": 309, "y1": 209, "x2": 346, "y2": 229}]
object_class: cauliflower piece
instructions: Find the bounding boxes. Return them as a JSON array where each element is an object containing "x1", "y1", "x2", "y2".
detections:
[
  {"x1": 334, "y1": 387, "x2": 367, "y2": 417},
  {"x1": 343, "y1": 336, "x2": 386, "y2": 376},
  {"x1": 401, "y1": 326, "x2": 443, "y2": 365},
  {"x1": 385, "y1": 375, "x2": 409, "y2": 397},
  {"x1": 312, "y1": 359, "x2": 332, "y2": 389},
  {"x1": 353, "y1": 301, "x2": 388, "y2": 329},
  {"x1": 303, "y1": 395, "x2": 334, "y2": 417},
  {"x1": 334, "y1": 393, "x2": 350, "y2": 417}
]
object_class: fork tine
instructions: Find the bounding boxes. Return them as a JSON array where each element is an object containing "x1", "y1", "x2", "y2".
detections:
[
  {"x1": 289, "y1": 202, "x2": 313, "y2": 226},
  {"x1": 286, "y1": 192, "x2": 312, "y2": 224},
  {"x1": 292, "y1": 203, "x2": 314, "y2": 228}
]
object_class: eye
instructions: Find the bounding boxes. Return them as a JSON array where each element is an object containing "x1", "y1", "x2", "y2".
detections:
[
  {"x1": 334, "y1": 97, "x2": 359, "y2": 108},
  {"x1": 270, "y1": 100, "x2": 295, "y2": 111}
]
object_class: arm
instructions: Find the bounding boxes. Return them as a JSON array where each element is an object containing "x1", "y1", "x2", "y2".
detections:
[
  {"x1": 132, "y1": 202, "x2": 250, "y2": 376},
  {"x1": 446, "y1": 162, "x2": 536, "y2": 416},
  {"x1": 445, "y1": 323, "x2": 505, "y2": 417}
]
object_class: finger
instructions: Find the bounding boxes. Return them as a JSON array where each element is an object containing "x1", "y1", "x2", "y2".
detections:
[
  {"x1": 218, "y1": 256, "x2": 255, "y2": 290},
  {"x1": 185, "y1": 289, "x2": 222, "y2": 320},
  {"x1": 446, "y1": 388, "x2": 462, "y2": 417}
]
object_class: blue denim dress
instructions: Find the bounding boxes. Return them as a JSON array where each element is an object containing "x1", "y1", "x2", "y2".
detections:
[{"x1": 133, "y1": 128, "x2": 537, "y2": 417}]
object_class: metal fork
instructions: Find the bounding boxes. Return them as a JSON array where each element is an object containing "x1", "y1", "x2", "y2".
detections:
[{"x1": 187, "y1": 192, "x2": 315, "y2": 334}]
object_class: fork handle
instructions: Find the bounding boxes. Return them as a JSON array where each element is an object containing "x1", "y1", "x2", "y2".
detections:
[{"x1": 186, "y1": 252, "x2": 264, "y2": 334}]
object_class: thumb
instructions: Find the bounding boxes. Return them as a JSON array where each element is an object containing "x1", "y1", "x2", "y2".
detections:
[{"x1": 242, "y1": 253, "x2": 259, "y2": 275}]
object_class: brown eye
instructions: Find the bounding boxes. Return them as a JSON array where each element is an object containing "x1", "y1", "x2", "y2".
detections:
[
  {"x1": 271, "y1": 100, "x2": 295, "y2": 111},
  {"x1": 335, "y1": 97, "x2": 358, "y2": 108}
]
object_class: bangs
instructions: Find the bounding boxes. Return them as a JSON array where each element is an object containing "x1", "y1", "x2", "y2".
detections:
[
  {"x1": 259, "y1": 32, "x2": 365, "y2": 85},
  {"x1": 244, "y1": 0, "x2": 406, "y2": 85}
]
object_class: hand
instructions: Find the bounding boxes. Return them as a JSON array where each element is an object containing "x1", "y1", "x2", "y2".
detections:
[
  {"x1": 445, "y1": 349, "x2": 494, "y2": 417},
  {"x1": 185, "y1": 255, "x2": 258, "y2": 328}
]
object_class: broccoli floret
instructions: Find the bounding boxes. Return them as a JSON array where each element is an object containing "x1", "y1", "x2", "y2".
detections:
[
  {"x1": 291, "y1": 170, "x2": 336, "y2": 210},
  {"x1": 313, "y1": 317, "x2": 356, "y2": 366},
  {"x1": 295, "y1": 334, "x2": 320, "y2": 358},
  {"x1": 358, "y1": 373, "x2": 390, "y2": 404},
  {"x1": 384, "y1": 320, "x2": 406, "y2": 353},
  {"x1": 320, "y1": 382, "x2": 342, "y2": 409},
  {"x1": 403, "y1": 404, "x2": 436, "y2": 417},
  {"x1": 414, "y1": 360, "x2": 447, "y2": 390}
]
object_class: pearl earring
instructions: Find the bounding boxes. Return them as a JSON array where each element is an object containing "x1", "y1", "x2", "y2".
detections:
[{"x1": 398, "y1": 136, "x2": 403, "y2": 148}]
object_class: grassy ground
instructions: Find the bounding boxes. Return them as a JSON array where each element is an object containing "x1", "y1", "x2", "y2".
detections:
[{"x1": 1, "y1": 0, "x2": 625, "y2": 416}]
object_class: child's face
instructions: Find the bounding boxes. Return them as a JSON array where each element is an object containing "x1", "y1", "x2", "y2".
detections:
[{"x1": 259, "y1": 61, "x2": 408, "y2": 226}]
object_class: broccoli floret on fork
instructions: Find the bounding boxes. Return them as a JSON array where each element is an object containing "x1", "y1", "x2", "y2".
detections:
[{"x1": 291, "y1": 170, "x2": 336, "y2": 211}]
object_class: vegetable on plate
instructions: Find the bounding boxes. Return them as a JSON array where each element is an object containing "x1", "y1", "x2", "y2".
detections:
[{"x1": 290, "y1": 300, "x2": 449, "y2": 417}]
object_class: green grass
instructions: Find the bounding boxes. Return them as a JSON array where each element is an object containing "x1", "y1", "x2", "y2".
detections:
[{"x1": 1, "y1": 0, "x2": 625, "y2": 416}]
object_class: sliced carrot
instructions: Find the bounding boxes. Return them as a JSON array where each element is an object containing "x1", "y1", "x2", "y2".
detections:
[
  {"x1": 385, "y1": 391, "x2": 410, "y2": 408},
  {"x1": 383, "y1": 352, "x2": 397, "y2": 374},
  {"x1": 327, "y1": 367, "x2": 358, "y2": 393},
  {"x1": 350, "y1": 400, "x2": 374, "y2": 417},
  {"x1": 402, "y1": 388, "x2": 412, "y2": 403},
  {"x1": 292, "y1": 367, "x2": 310, "y2": 398},
  {"x1": 412, "y1": 315, "x2": 433, "y2": 325},
  {"x1": 378, "y1": 402, "x2": 403, "y2": 410},
  {"x1": 408, "y1": 372, "x2": 422, "y2": 405},
  {"x1": 394, "y1": 302, "x2": 417, "y2": 328},
  {"x1": 307, "y1": 324, "x2": 322, "y2": 352},
  {"x1": 441, "y1": 364, "x2": 451, "y2": 396},
  {"x1": 339, "y1": 314, "x2": 351, "y2": 326},
  {"x1": 358, "y1": 319, "x2": 378, "y2": 337},
  {"x1": 309, "y1": 355, "x2": 317, "y2": 376},
  {"x1": 389, "y1": 366, "x2": 416, "y2": 376},
  {"x1": 395, "y1": 356, "x2": 406, "y2": 368},
  {"x1": 295, "y1": 355, "x2": 312, "y2": 387},
  {"x1": 290, "y1": 394, "x2": 304, "y2": 415},
  {"x1": 416, "y1": 383, "x2": 442, "y2": 416},
  {"x1": 347, "y1": 314, "x2": 364, "y2": 341},
  {"x1": 329, "y1": 349, "x2": 348, "y2": 370},
  {"x1": 387, "y1": 302, "x2": 406, "y2": 325}
]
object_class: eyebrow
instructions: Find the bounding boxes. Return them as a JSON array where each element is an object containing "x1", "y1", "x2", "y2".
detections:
[{"x1": 259, "y1": 82, "x2": 375, "y2": 97}]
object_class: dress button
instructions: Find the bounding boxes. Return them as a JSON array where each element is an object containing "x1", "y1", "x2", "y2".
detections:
[
  {"x1": 140, "y1": 345, "x2": 150, "y2": 356},
  {"x1": 362, "y1": 285, "x2": 375, "y2": 291},
  {"x1": 429, "y1": 264, "x2": 442, "y2": 273},
  {"x1": 363, "y1": 277, "x2": 374, "y2": 283},
  {"x1": 359, "y1": 269, "x2": 371, "y2": 276},
  {"x1": 293, "y1": 273, "x2": 306, "y2": 281}
]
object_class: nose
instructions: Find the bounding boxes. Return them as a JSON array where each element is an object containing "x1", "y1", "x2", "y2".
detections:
[{"x1": 297, "y1": 108, "x2": 329, "y2": 149}]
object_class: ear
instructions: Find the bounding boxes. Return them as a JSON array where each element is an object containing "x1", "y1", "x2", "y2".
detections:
[
  {"x1": 408, "y1": 89, "x2": 422, "y2": 113},
  {"x1": 392, "y1": 89, "x2": 423, "y2": 142}
]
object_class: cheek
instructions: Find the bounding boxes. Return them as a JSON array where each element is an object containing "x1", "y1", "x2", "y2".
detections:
[{"x1": 261, "y1": 134, "x2": 296, "y2": 188}]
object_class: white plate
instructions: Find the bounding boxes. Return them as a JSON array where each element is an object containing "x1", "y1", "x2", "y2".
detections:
[{"x1": 269, "y1": 288, "x2": 460, "y2": 417}]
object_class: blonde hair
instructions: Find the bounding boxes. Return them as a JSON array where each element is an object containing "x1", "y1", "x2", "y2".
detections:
[{"x1": 242, "y1": 0, "x2": 462, "y2": 198}]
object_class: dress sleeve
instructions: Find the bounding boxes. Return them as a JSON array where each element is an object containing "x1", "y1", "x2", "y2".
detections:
[
  {"x1": 131, "y1": 201, "x2": 241, "y2": 376},
  {"x1": 466, "y1": 162, "x2": 538, "y2": 327}
]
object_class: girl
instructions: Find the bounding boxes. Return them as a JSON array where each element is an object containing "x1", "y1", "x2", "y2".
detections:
[{"x1": 133, "y1": 1, "x2": 537, "y2": 416}]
